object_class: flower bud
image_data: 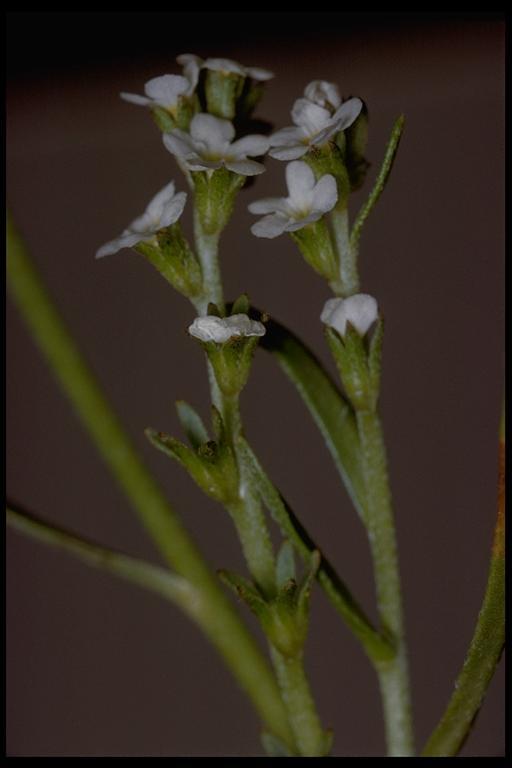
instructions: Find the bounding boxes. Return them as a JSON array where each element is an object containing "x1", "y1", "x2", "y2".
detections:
[
  {"x1": 189, "y1": 313, "x2": 266, "y2": 396},
  {"x1": 321, "y1": 295, "x2": 382, "y2": 412}
]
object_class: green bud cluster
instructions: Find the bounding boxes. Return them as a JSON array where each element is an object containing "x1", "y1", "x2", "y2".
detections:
[{"x1": 219, "y1": 545, "x2": 321, "y2": 658}]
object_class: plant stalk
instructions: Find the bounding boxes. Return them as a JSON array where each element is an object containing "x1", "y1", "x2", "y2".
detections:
[
  {"x1": 271, "y1": 647, "x2": 328, "y2": 757},
  {"x1": 421, "y1": 408, "x2": 505, "y2": 756},
  {"x1": 6, "y1": 211, "x2": 295, "y2": 751},
  {"x1": 356, "y1": 410, "x2": 414, "y2": 756}
]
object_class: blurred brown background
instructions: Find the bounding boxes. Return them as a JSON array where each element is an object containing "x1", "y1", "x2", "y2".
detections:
[{"x1": 6, "y1": 12, "x2": 505, "y2": 757}]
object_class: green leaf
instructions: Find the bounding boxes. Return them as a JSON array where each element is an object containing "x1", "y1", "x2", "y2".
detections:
[
  {"x1": 350, "y1": 114, "x2": 405, "y2": 258},
  {"x1": 176, "y1": 400, "x2": 209, "y2": 449},
  {"x1": 260, "y1": 316, "x2": 365, "y2": 517},
  {"x1": 217, "y1": 569, "x2": 268, "y2": 619},
  {"x1": 236, "y1": 436, "x2": 394, "y2": 662},
  {"x1": 276, "y1": 540, "x2": 296, "y2": 587},
  {"x1": 296, "y1": 550, "x2": 321, "y2": 623}
]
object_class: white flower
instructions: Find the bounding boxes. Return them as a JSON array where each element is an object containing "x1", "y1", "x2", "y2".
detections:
[
  {"x1": 163, "y1": 113, "x2": 269, "y2": 175},
  {"x1": 269, "y1": 95, "x2": 362, "y2": 161},
  {"x1": 95, "y1": 182, "x2": 187, "y2": 259},
  {"x1": 304, "y1": 80, "x2": 341, "y2": 111},
  {"x1": 188, "y1": 314, "x2": 266, "y2": 344},
  {"x1": 120, "y1": 65, "x2": 199, "y2": 111},
  {"x1": 320, "y1": 294, "x2": 379, "y2": 337},
  {"x1": 248, "y1": 161, "x2": 337, "y2": 239},
  {"x1": 177, "y1": 53, "x2": 273, "y2": 82}
]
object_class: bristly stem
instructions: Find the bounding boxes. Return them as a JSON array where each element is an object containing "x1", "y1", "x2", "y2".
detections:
[
  {"x1": 6, "y1": 211, "x2": 295, "y2": 751},
  {"x1": 193, "y1": 208, "x2": 224, "y2": 315},
  {"x1": 271, "y1": 647, "x2": 329, "y2": 757},
  {"x1": 421, "y1": 405, "x2": 505, "y2": 756},
  {"x1": 356, "y1": 410, "x2": 415, "y2": 756},
  {"x1": 330, "y1": 206, "x2": 360, "y2": 297}
]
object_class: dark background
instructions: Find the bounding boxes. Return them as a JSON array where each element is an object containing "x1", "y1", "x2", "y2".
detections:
[{"x1": 6, "y1": 12, "x2": 505, "y2": 757}]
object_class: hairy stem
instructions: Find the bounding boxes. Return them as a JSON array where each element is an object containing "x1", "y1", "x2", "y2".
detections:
[
  {"x1": 356, "y1": 410, "x2": 414, "y2": 756},
  {"x1": 6, "y1": 212, "x2": 294, "y2": 751},
  {"x1": 193, "y1": 208, "x2": 224, "y2": 315},
  {"x1": 330, "y1": 207, "x2": 359, "y2": 297},
  {"x1": 271, "y1": 648, "x2": 328, "y2": 757}
]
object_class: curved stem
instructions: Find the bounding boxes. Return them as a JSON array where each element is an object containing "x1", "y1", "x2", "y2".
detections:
[
  {"x1": 356, "y1": 411, "x2": 414, "y2": 756},
  {"x1": 7, "y1": 504, "x2": 201, "y2": 614},
  {"x1": 422, "y1": 409, "x2": 505, "y2": 756},
  {"x1": 6, "y1": 212, "x2": 294, "y2": 751}
]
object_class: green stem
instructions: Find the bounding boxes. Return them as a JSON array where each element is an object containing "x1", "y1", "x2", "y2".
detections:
[
  {"x1": 237, "y1": 435, "x2": 394, "y2": 662},
  {"x1": 271, "y1": 647, "x2": 328, "y2": 757},
  {"x1": 193, "y1": 208, "x2": 224, "y2": 315},
  {"x1": 330, "y1": 207, "x2": 359, "y2": 297},
  {"x1": 223, "y1": 396, "x2": 276, "y2": 598},
  {"x1": 356, "y1": 410, "x2": 414, "y2": 756},
  {"x1": 421, "y1": 415, "x2": 505, "y2": 756},
  {"x1": 7, "y1": 504, "x2": 201, "y2": 616},
  {"x1": 6, "y1": 212, "x2": 294, "y2": 751},
  {"x1": 350, "y1": 115, "x2": 405, "y2": 261}
]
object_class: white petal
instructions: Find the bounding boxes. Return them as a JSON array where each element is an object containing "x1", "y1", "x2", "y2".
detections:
[
  {"x1": 188, "y1": 314, "x2": 265, "y2": 343},
  {"x1": 159, "y1": 192, "x2": 187, "y2": 227},
  {"x1": 177, "y1": 53, "x2": 202, "y2": 90},
  {"x1": 291, "y1": 99, "x2": 331, "y2": 135},
  {"x1": 229, "y1": 134, "x2": 269, "y2": 158},
  {"x1": 269, "y1": 144, "x2": 309, "y2": 161},
  {"x1": 177, "y1": 53, "x2": 203, "y2": 68},
  {"x1": 311, "y1": 175, "x2": 338, "y2": 215},
  {"x1": 128, "y1": 212, "x2": 154, "y2": 235},
  {"x1": 286, "y1": 161, "x2": 316, "y2": 211},
  {"x1": 248, "y1": 197, "x2": 289, "y2": 215},
  {"x1": 225, "y1": 158, "x2": 265, "y2": 176},
  {"x1": 190, "y1": 113, "x2": 235, "y2": 151},
  {"x1": 332, "y1": 97, "x2": 363, "y2": 132},
  {"x1": 246, "y1": 66, "x2": 274, "y2": 81},
  {"x1": 286, "y1": 212, "x2": 321, "y2": 231},
  {"x1": 269, "y1": 126, "x2": 305, "y2": 147},
  {"x1": 145, "y1": 181, "x2": 176, "y2": 220},
  {"x1": 304, "y1": 80, "x2": 341, "y2": 110},
  {"x1": 95, "y1": 232, "x2": 145, "y2": 259},
  {"x1": 310, "y1": 122, "x2": 340, "y2": 146},
  {"x1": 224, "y1": 314, "x2": 266, "y2": 337},
  {"x1": 145, "y1": 75, "x2": 189, "y2": 108},
  {"x1": 163, "y1": 131, "x2": 195, "y2": 159},
  {"x1": 120, "y1": 92, "x2": 152, "y2": 106},
  {"x1": 187, "y1": 157, "x2": 223, "y2": 172},
  {"x1": 251, "y1": 214, "x2": 289, "y2": 239},
  {"x1": 320, "y1": 294, "x2": 378, "y2": 337},
  {"x1": 204, "y1": 58, "x2": 246, "y2": 77}
]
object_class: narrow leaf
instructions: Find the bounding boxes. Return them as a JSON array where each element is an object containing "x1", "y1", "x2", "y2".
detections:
[
  {"x1": 237, "y1": 437, "x2": 394, "y2": 662},
  {"x1": 6, "y1": 504, "x2": 201, "y2": 616},
  {"x1": 176, "y1": 400, "x2": 209, "y2": 449},
  {"x1": 260, "y1": 316, "x2": 366, "y2": 518},
  {"x1": 218, "y1": 569, "x2": 268, "y2": 619},
  {"x1": 276, "y1": 540, "x2": 296, "y2": 587},
  {"x1": 350, "y1": 114, "x2": 405, "y2": 257}
]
